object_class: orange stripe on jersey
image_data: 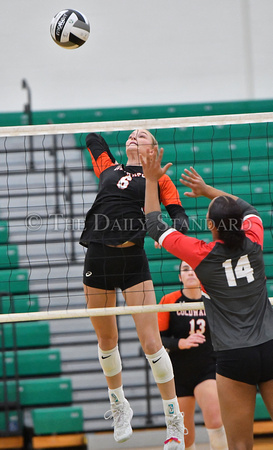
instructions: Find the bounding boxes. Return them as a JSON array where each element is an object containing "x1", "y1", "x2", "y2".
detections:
[
  {"x1": 158, "y1": 174, "x2": 182, "y2": 207},
  {"x1": 88, "y1": 148, "x2": 115, "y2": 178},
  {"x1": 158, "y1": 290, "x2": 182, "y2": 331}
]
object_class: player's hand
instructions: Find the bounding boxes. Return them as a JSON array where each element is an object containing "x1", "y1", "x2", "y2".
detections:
[
  {"x1": 141, "y1": 148, "x2": 172, "y2": 182},
  {"x1": 154, "y1": 241, "x2": 162, "y2": 249},
  {"x1": 180, "y1": 167, "x2": 208, "y2": 198},
  {"x1": 178, "y1": 333, "x2": 206, "y2": 350}
]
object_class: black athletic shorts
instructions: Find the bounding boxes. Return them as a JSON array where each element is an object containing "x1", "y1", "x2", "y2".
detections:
[
  {"x1": 83, "y1": 242, "x2": 152, "y2": 291},
  {"x1": 216, "y1": 339, "x2": 273, "y2": 385},
  {"x1": 174, "y1": 359, "x2": 216, "y2": 397}
]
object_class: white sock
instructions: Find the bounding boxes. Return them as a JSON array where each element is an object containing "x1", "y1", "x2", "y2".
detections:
[
  {"x1": 163, "y1": 397, "x2": 181, "y2": 416},
  {"x1": 108, "y1": 385, "x2": 125, "y2": 405},
  {"x1": 186, "y1": 444, "x2": 196, "y2": 450},
  {"x1": 207, "y1": 426, "x2": 228, "y2": 450}
]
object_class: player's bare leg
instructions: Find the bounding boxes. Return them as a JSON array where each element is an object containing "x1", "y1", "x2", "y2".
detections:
[
  {"x1": 216, "y1": 374, "x2": 256, "y2": 450},
  {"x1": 84, "y1": 285, "x2": 133, "y2": 443},
  {"x1": 124, "y1": 280, "x2": 186, "y2": 449},
  {"x1": 195, "y1": 380, "x2": 228, "y2": 449}
]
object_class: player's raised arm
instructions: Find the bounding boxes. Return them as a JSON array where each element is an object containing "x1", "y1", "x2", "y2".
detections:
[
  {"x1": 180, "y1": 167, "x2": 238, "y2": 201},
  {"x1": 140, "y1": 148, "x2": 172, "y2": 214}
]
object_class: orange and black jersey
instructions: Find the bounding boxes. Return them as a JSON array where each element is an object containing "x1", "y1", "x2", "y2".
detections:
[
  {"x1": 80, "y1": 133, "x2": 189, "y2": 247},
  {"x1": 158, "y1": 290, "x2": 215, "y2": 379}
]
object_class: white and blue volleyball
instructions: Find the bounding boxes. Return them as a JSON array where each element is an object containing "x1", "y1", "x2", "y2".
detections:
[{"x1": 50, "y1": 9, "x2": 90, "y2": 49}]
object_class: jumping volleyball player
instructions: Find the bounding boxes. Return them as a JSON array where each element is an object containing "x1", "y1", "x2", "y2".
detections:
[
  {"x1": 80, "y1": 130, "x2": 188, "y2": 449},
  {"x1": 142, "y1": 149, "x2": 273, "y2": 450}
]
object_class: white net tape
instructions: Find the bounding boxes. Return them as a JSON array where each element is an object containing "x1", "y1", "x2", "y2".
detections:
[
  {"x1": 0, "y1": 299, "x2": 272, "y2": 323},
  {"x1": 0, "y1": 111, "x2": 273, "y2": 137}
]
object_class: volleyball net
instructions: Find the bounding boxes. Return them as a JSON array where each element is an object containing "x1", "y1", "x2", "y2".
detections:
[{"x1": 1, "y1": 112, "x2": 273, "y2": 323}]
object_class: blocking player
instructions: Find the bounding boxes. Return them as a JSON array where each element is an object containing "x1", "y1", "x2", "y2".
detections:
[{"x1": 142, "y1": 150, "x2": 273, "y2": 450}]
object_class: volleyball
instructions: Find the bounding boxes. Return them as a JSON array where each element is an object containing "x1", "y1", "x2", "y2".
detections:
[{"x1": 50, "y1": 9, "x2": 90, "y2": 49}]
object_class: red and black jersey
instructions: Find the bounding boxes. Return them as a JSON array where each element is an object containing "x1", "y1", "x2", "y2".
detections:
[
  {"x1": 147, "y1": 199, "x2": 273, "y2": 351},
  {"x1": 80, "y1": 133, "x2": 188, "y2": 247},
  {"x1": 158, "y1": 290, "x2": 215, "y2": 380}
]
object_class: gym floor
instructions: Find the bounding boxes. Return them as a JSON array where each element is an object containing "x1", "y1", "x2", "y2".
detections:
[{"x1": 87, "y1": 427, "x2": 273, "y2": 449}]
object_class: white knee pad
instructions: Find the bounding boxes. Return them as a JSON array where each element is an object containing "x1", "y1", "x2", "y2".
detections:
[
  {"x1": 98, "y1": 345, "x2": 122, "y2": 377},
  {"x1": 146, "y1": 346, "x2": 174, "y2": 384},
  {"x1": 207, "y1": 426, "x2": 228, "y2": 450}
]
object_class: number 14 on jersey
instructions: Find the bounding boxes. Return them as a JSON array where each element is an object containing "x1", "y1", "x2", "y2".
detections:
[{"x1": 222, "y1": 255, "x2": 254, "y2": 287}]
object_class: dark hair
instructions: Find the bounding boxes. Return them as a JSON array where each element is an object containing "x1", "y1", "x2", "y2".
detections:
[
  {"x1": 179, "y1": 260, "x2": 183, "y2": 272},
  {"x1": 208, "y1": 196, "x2": 245, "y2": 248}
]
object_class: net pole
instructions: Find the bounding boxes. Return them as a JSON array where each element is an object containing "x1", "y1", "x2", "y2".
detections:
[{"x1": 0, "y1": 299, "x2": 272, "y2": 323}]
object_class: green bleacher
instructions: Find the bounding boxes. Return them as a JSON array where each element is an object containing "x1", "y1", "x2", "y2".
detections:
[
  {"x1": 2, "y1": 98, "x2": 273, "y2": 128},
  {"x1": 0, "y1": 209, "x2": 84, "y2": 444},
  {"x1": 0, "y1": 349, "x2": 61, "y2": 378},
  {"x1": 0, "y1": 245, "x2": 19, "y2": 270},
  {"x1": 0, "y1": 410, "x2": 21, "y2": 434},
  {"x1": 31, "y1": 406, "x2": 84, "y2": 435},
  {"x1": 0, "y1": 221, "x2": 9, "y2": 244},
  {"x1": 0, "y1": 378, "x2": 72, "y2": 406},
  {"x1": 254, "y1": 393, "x2": 272, "y2": 421},
  {"x1": 0, "y1": 269, "x2": 29, "y2": 294},
  {"x1": 149, "y1": 258, "x2": 181, "y2": 286},
  {"x1": 1, "y1": 322, "x2": 50, "y2": 350},
  {"x1": 0, "y1": 294, "x2": 39, "y2": 314},
  {"x1": 167, "y1": 158, "x2": 273, "y2": 185}
]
